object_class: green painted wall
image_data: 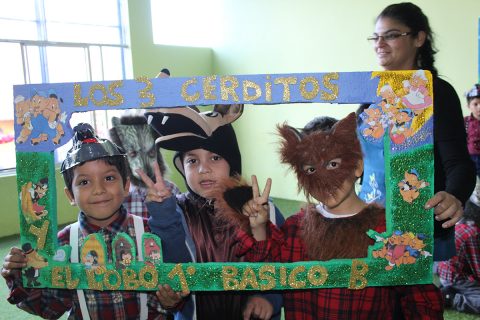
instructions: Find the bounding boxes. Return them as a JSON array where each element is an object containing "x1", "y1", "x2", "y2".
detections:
[
  {"x1": 211, "y1": 0, "x2": 480, "y2": 202},
  {"x1": 127, "y1": 0, "x2": 213, "y2": 78}
]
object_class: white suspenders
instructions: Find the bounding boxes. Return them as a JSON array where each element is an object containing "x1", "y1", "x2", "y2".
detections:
[
  {"x1": 268, "y1": 200, "x2": 276, "y2": 225},
  {"x1": 69, "y1": 215, "x2": 148, "y2": 319}
]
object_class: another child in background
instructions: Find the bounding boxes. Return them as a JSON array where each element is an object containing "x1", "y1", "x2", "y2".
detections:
[
  {"x1": 465, "y1": 84, "x2": 480, "y2": 206},
  {"x1": 437, "y1": 199, "x2": 480, "y2": 315},
  {"x1": 109, "y1": 115, "x2": 180, "y2": 218},
  {"x1": 235, "y1": 113, "x2": 400, "y2": 319},
  {"x1": 1, "y1": 123, "x2": 167, "y2": 319},
  {"x1": 138, "y1": 106, "x2": 284, "y2": 320}
]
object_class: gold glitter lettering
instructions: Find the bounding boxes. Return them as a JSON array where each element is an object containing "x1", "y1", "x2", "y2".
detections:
[
  {"x1": 168, "y1": 264, "x2": 189, "y2": 292},
  {"x1": 321, "y1": 72, "x2": 339, "y2": 101},
  {"x1": 51, "y1": 266, "x2": 65, "y2": 288},
  {"x1": 104, "y1": 269, "x2": 121, "y2": 290},
  {"x1": 108, "y1": 81, "x2": 124, "y2": 106},
  {"x1": 139, "y1": 265, "x2": 158, "y2": 289},
  {"x1": 300, "y1": 76, "x2": 320, "y2": 100},
  {"x1": 274, "y1": 77, "x2": 297, "y2": 102},
  {"x1": 307, "y1": 265, "x2": 328, "y2": 286},
  {"x1": 242, "y1": 80, "x2": 262, "y2": 102},
  {"x1": 186, "y1": 266, "x2": 196, "y2": 276},
  {"x1": 181, "y1": 78, "x2": 200, "y2": 102},
  {"x1": 74, "y1": 84, "x2": 88, "y2": 106},
  {"x1": 288, "y1": 266, "x2": 306, "y2": 289},
  {"x1": 279, "y1": 266, "x2": 287, "y2": 286},
  {"x1": 89, "y1": 84, "x2": 108, "y2": 106},
  {"x1": 265, "y1": 75, "x2": 272, "y2": 102},
  {"x1": 222, "y1": 266, "x2": 239, "y2": 290},
  {"x1": 239, "y1": 267, "x2": 259, "y2": 290},
  {"x1": 65, "y1": 266, "x2": 79, "y2": 289},
  {"x1": 123, "y1": 268, "x2": 140, "y2": 290},
  {"x1": 220, "y1": 76, "x2": 239, "y2": 101},
  {"x1": 29, "y1": 220, "x2": 49, "y2": 250},
  {"x1": 203, "y1": 75, "x2": 217, "y2": 100},
  {"x1": 349, "y1": 259, "x2": 369, "y2": 289},
  {"x1": 136, "y1": 77, "x2": 155, "y2": 108},
  {"x1": 86, "y1": 269, "x2": 103, "y2": 290},
  {"x1": 258, "y1": 265, "x2": 275, "y2": 290}
]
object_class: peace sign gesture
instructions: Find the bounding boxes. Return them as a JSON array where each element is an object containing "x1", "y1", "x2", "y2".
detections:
[
  {"x1": 242, "y1": 175, "x2": 272, "y2": 240},
  {"x1": 136, "y1": 162, "x2": 172, "y2": 203}
]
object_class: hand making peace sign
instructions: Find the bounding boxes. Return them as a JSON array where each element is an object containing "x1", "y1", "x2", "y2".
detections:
[
  {"x1": 242, "y1": 175, "x2": 272, "y2": 240},
  {"x1": 136, "y1": 162, "x2": 172, "y2": 203}
]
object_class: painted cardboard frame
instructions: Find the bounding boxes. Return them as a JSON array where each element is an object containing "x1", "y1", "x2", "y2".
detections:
[{"x1": 13, "y1": 70, "x2": 434, "y2": 292}]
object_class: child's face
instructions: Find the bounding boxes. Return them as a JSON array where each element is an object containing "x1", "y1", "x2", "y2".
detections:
[
  {"x1": 310, "y1": 160, "x2": 364, "y2": 214},
  {"x1": 182, "y1": 148, "x2": 230, "y2": 199},
  {"x1": 468, "y1": 97, "x2": 480, "y2": 120},
  {"x1": 65, "y1": 159, "x2": 130, "y2": 226}
]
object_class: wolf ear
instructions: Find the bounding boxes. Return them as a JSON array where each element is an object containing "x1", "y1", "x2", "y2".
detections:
[
  {"x1": 331, "y1": 112, "x2": 357, "y2": 139},
  {"x1": 277, "y1": 123, "x2": 303, "y2": 143},
  {"x1": 212, "y1": 104, "x2": 244, "y2": 125}
]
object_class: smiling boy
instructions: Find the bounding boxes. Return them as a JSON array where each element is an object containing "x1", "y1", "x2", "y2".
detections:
[{"x1": 1, "y1": 123, "x2": 167, "y2": 319}]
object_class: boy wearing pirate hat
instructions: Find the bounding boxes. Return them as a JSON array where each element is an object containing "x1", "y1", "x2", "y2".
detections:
[{"x1": 137, "y1": 105, "x2": 284, "y2": 320}]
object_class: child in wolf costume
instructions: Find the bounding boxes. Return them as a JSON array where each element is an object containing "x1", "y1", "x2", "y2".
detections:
[
  {"x1": 109, "y1": 115, "x2": 179, "y2": 218},
  {"x1": 230, "y1": 113, "x2": 396, "y2": 319}
]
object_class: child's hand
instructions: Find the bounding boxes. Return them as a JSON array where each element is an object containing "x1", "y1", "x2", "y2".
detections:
[
  {"x1": 243, "y1": 296, "x2": 274, "y2": 320},
  {"x1": 1, "y1": 247, "x2": 27, "y2": 280},
  {"x1": 155, "y1": 284, "x2": 189, "y2": 310},
  {"x1": 137, "y1": 162, "x2": 171, "y2": 203},
  {"x1": 242, "y1": 175, "x2": 272, "y2": 240}
]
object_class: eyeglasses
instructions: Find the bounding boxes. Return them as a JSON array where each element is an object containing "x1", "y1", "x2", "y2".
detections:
[{"x1": 367, "y1": 32, "x2": 412, "y2": 43}]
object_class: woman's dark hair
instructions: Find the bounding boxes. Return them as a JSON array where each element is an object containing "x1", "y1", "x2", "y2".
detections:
[{"x1": 377, "y1": 2, "x2": 438, "y2": 77}]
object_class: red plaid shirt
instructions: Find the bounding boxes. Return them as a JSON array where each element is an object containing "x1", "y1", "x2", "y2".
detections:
[
  {"x1": 437, "y1": 220, "x2": 480, "y2": 283},
  {"x1": 6, "y1": 207, "x2": 167, "y2": 320},
  {"x1": 237, "y1": 208, "x2": 443, "y2": 319},
  {"x1": 124, "y1": 183, "x2": 180, "y2": 218}
]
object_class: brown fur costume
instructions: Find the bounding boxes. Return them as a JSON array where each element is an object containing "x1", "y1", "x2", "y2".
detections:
[
  {"x1": 207, "y1": 176, "x2": 252, "y2": 236},
  {"x1": 301, "y1": 204, "x2": 385, "y2": 260},
  {"x1": 277, "y1": 112, "x2": 384, "y2": 259}
]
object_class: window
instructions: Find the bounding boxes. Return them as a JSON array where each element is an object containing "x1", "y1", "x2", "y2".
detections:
[
  {"x1": 150, "y1": 0, "x2": 224, "y2": 47},
  {"x1": 0, "y1": 0, "x2": 132, "y2": 170}
]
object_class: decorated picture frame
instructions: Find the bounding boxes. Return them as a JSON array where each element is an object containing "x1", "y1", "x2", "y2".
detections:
[{"x1": 14, "y1": 70, "x2": 434, "y2": 292}]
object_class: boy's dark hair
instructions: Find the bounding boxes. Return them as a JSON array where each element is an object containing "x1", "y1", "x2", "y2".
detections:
[
  {"x1": 302, "y1": 116, "x2": 338, "y2": 135},
  {"x1": 63, "y1": 156, "x2": 129, "y2": 194},
  {"x1": 466, "y1": 84, "x2": 480, "y2": 103}
]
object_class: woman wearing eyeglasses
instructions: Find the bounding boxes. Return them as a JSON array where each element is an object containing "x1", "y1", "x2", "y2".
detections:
[{"x1": 357, "y1": 2, "x2": 476, "y2": 318}]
